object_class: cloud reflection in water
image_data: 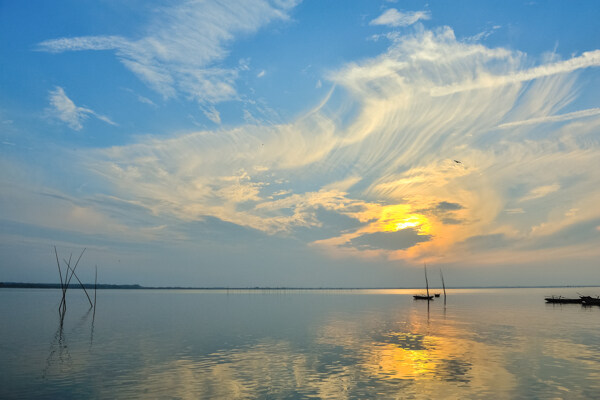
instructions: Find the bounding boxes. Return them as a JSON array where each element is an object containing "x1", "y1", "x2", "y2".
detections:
[
  {"x1": 109, "y1": 302, "x2": 525, "y2": 399},
  {"x1": 4, "y1": 289, "x2": 600, "y2": 399}
]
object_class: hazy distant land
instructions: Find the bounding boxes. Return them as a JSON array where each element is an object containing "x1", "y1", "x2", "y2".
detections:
[{"x1": 1, "y1": 282, "x2": 598, "y2": 290}]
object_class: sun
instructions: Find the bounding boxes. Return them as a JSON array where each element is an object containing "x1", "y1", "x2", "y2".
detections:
[
  {"x1": 395, "y1": 216, "x2": 422, "y2": 231},
  {"x1": 379, "y1": 204, "x2": 432, "y2": 235}
]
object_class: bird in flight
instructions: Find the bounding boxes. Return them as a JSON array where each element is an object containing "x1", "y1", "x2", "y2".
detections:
[{"x1": 453, "y1": 160, "x2": 462, "y2": 164}]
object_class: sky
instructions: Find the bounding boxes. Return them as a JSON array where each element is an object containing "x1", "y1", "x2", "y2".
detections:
[{"x1": 1, "y1": 0, "x2": 599, "y2": 287}]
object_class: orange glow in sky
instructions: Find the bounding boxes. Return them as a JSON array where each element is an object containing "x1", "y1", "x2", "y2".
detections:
[{"x1": 378, "y1": 204, "x2": 432, "y2": 235}]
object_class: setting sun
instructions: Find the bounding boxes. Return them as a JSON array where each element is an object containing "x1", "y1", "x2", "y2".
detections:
[{"x1": 379, "y1": 205, "x2": 432, "y2": 235}]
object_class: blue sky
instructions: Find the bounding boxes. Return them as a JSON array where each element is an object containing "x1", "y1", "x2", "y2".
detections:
[{"x1": 1, "y1": 1, "x2": 599, "y2": 287}]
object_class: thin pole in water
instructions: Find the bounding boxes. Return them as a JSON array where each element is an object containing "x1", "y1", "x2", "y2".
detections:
[
  {"x1": 54, "y1": 246, "x2": 66, "y2": 315},
  {"x1": 440, "y1": 269, "x2": 446, "y2": 297},
  {"x1": 93, "y1": 265, "x2": 97, "y2": 322},
  {"x1": 64, "y1": 259, "x2": 93, "y2": 308},
  {"x1": 54, "y1": 246, "x2": 64, "y2": 293},
  {"x1": 424, "y1": 263, "x2": 430, "y2": 298}
]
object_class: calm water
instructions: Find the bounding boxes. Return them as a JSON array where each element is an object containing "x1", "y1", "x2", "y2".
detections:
[{"x1": 1, "y1": 288, "x2": 599, "y2": 399}]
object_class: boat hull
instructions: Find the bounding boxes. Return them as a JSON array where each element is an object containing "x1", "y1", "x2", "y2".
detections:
[
  {"x1": 413, "y1": 295, "x2": 433, "y2": 300},
  {"x1": 544, "y1": 296, "x2": 600, "y2": 305},
  {"x1": 544, "y1": 297, "x2": 581, "y2": 304},
  {"x1": 581, "y1": 296, "x2": 600, "y2": 306}
]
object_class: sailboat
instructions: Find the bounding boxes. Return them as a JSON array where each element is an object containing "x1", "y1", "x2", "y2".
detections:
[{"x1": 413, "y1": 264, "x2": 433, "y2": 300}]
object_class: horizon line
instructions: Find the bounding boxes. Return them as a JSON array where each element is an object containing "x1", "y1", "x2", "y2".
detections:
[{"x1": 1, "y1": 282, "x2": 600, "y2": 290}]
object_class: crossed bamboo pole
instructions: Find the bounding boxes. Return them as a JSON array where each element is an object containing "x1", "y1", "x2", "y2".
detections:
[{"x1": 53, "y1": 246, "x2": 97, "y2": 318}]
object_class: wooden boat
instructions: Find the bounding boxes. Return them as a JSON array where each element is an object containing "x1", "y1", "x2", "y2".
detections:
[
  {"x1": 413, "y1": 294, "x2": 434, "y2": 300},
  {"x1": 544, "y1": 296, "x2": 582, "y2": 304},
  {"x1": 434, "y1": 293, "x2": 441, "y2": 298},
  {"x1": 580, "y1": 296, "x2": 600, "y2": 306},
  {"x1": 414, "y1": 264, "x2": 433, "y2": 300}
]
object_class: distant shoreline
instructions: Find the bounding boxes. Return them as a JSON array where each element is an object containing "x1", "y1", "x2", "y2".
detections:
[{"x1": 1, "y1": 282, "x2": 599, "y2": 290}]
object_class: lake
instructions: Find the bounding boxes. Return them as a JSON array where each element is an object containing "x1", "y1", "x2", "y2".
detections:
[{"x1": 1, "y1": 287, "x2": 599, "y2": 399}]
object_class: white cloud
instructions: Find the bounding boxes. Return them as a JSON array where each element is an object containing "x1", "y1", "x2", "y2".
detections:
[
  {"x1": 80, "y1": 27, "x2": 600, "y2": 265},
  {"x1": 201, "y1": 105, "x2": 222, "y2": 124},
  {"x1": 38, "y1": 35, "x2": 126, "y2": 52},
  {"x1": 498, "y1": 108, "x2": 600, "y2": 129},
  {"x1": 38, "y1": 0, "x2": 298, "y2": 109},
  {"x1": 430, "y1": 50, "x2": 600, "y2": 96},
  {"x1": 257, "y1": 70, "x2": 266, "y2": 78},
  {"x1": 520, "y1": 184, "x2": 561, "y2": 202},
  {"x1": 565, "y1": 208, "x2": 578, "y2": 217},
  {"x1": 47, "y1": 86, "x2": 116, "y2": 130},
  {"x1": 370, "y1": 9, "x2": 430, "y2": 28},
  {"x1": 467, "y1": 25, "x2": 501, "y2": 42},
  {"x1": 137, "y1": 95, "x2": 157, "y2": 107}
]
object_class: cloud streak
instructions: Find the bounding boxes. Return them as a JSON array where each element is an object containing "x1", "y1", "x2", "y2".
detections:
[
  {"x1": 370, "y1": 9, "x2": 430, "y2": 28},
  {"x1": 430, "y1": 49, "x2": 600, "y2": 96},
  {"x1": 497, "y1": 108, "x2": 600, "y2": 128},
  {"x1": 48, "y1": 86, "x2": 116, "y2": 130}
]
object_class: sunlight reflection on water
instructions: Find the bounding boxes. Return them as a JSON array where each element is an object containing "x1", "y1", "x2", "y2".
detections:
[{"x1": 1, "y1": 288, "x2": 600, "y2": 399}]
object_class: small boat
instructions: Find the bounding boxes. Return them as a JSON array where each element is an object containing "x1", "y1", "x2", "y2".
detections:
[
  {"x1": 413, "y1": 294, "x2": 434, "y2": 300},
  {"x1": 414, "y1": 264, "x2": 433, "y2": 300},
  {"x1": 434, "y1": 293, "x2": 441, "y2": 298},
  {"x1": 544, "y1": 296, "x2": 582, "y2": 304},
  {"x1": 581, "y1": 296, "x2": 600, "y2": 306}
]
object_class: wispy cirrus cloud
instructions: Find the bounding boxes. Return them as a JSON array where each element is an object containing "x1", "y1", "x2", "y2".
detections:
[
  {"x1": 47, "y1": 86, "x2": 116, "y2": 130},
  {"x1": 37, "y1": 0, "x2": 299, "y2": 122},
  {"x1": 38, "y1": 36, "x2": 127, "y2": 53},
  {"x1": 467, "y1": 25, "x2": 501, "y2": 42},
  {"x1": 59, "y1": 26, "x2": 600, "y2": 267},
  {"x1": 497, "y1": 108, "x2": 600, "y2": 128},
  {"x1": 520, "y1": 184, "x2": 561, "y2": 202},
  {"x1": 429, "y1": 49, "x2": 600, "y2": 97},
  {"x1": 370, "y1": 9, "x2": 430, "y2": 28}
]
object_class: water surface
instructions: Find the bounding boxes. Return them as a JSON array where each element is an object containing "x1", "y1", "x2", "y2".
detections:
[{"x1": 1, "y1": 287, "x2": 599, "y2": 399}]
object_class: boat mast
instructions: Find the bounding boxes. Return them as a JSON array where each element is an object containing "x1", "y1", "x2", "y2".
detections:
[{"x1": 424, "y1": 263, "x2": 429, "y2": 298}]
